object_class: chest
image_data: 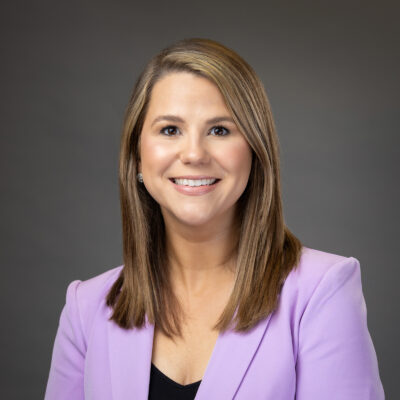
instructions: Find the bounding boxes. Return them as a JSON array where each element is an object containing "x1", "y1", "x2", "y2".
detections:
[
  {"x1": 152, "y1": 325, "x2": 219, "y2": 386},
  {"x1": 152, "y1": 302, "x2": 224, "y2": 386},
  {"x1": 150, "y1": 271, "x2": 236, "y2": 386}
]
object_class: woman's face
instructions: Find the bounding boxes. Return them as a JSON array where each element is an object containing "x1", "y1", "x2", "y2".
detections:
[{"x1": 139, "y1": 72, "x2": 252, "y2": 229}]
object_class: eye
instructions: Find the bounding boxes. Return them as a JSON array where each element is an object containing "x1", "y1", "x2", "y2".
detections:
[
  {"x1": 210, "y1": 125, "x2": 230, "y2": 136},
  {"x1": 160, "y1": 125, "x2": 180, "y2": 136}
]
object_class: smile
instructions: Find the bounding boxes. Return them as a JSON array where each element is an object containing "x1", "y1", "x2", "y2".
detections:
[
  {"x1": 171, "y1": 178, "x2": 218, "y2": 186},
  {"x1": 169, "y1": 177, "x2": 221, "y2": 196}
]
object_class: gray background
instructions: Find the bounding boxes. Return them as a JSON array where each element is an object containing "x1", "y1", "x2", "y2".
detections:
[{"x1": 1, "y1": 0, "x2": 398, "y2": 398}]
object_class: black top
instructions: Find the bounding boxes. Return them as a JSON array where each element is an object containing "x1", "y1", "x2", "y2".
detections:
[{"x1": 148, "y1": 363, "x2": 201, "y2": 400}]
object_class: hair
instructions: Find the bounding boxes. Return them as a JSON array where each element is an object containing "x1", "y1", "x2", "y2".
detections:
[{"x1": 106, "y1": 38, "x2": 302, "y2": 338}]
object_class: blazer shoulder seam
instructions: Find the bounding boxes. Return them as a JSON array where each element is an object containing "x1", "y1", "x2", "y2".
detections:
[
  {"x1": 299, "y1": 256, "x2": 358, "y2": 324},
  {"x1": 75, "y1": 266, "x2": 123, "y2": 344}
]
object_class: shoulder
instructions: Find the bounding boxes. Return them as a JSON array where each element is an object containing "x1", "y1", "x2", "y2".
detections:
[
  {"x1": 63, "y1": 265, "x2": 123, "y2": 340},
  {"x1": 68, "y1": 265, "x2": 123, "y2": 304},
  {"x1": 279, "y1": 254, "x2": 383, "y2": 398},
  {"x1": 282, "y1": 246, "x2": 362, "y2": 307}
]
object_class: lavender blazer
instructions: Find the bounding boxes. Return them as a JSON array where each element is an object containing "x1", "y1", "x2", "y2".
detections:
[{"x1": 45, "y1": 247, "x2": 384, "y2": 399}]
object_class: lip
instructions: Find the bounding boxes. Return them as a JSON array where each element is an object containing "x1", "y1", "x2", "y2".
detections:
[
  {"x1": 169, "y1": 177, "x2": 221, "y2": 196},
  {"x1": 169, "y1": 175, "x2": 219, "y2": 179}
]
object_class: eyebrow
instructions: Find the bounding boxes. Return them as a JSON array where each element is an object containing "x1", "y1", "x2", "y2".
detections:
[{"x1": 150, "y1": 115, "x2": 235, "y2": 127}]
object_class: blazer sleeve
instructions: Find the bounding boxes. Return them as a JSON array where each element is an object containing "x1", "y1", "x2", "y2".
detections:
[
  {"x1": 295, "y1": 257, "x2": 385, "y2": 400},
  {"x1": 44, "y1": 280, "x2": 86, "y2": 400}
]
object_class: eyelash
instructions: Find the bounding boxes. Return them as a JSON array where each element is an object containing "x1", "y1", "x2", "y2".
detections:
[{"x1": 159, "y1": 125, "x2": 230, "y2": 137}]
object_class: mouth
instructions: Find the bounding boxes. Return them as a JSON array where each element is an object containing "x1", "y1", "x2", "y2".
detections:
[{"x1": 169, "y1": 177, "x2": 221, "y2": 187}]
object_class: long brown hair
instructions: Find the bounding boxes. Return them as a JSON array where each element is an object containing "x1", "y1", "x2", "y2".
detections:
[{"x1": 106, "y1": 38, "x2": 302, "y2": 338}]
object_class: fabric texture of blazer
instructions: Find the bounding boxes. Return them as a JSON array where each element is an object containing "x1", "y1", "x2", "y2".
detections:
[{"x1": 45, "y1": 247, "x2": 385, "y2": 399}]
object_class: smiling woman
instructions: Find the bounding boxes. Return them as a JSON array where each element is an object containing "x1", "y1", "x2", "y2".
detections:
[
  {"x1": 45, "y1": 38, "x2": 384, "y2": 400},
  {"x1": 139, "y1": 72, "x2": 252, "y2": 226}
]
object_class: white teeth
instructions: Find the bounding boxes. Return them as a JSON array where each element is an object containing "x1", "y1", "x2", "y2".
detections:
[{"x1": 173, "y1": 178, "x2": 217, "y2": 186}]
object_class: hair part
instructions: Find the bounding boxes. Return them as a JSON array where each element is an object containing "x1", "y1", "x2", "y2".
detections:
[{"x1": 106, "y1": 38, "x2": 302, "y2": 338}]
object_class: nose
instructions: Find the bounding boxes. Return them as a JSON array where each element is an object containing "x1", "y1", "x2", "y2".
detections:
[{"x1": 179, "y1": 134, "x2": 211, "y2": 165}]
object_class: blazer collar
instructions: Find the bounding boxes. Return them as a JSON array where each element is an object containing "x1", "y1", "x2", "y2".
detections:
[{"x1": 107, "y1": 312, "x2": 273, "y2": 399}]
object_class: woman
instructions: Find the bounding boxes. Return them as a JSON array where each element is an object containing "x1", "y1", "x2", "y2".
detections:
[{"x1": 45, "y1": 38, "x2": 384, "y2": 399}]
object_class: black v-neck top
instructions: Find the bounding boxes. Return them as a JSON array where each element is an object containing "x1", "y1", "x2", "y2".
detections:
[{"x1": 148, "y1": 363, "x2": 201, "y2": 400}]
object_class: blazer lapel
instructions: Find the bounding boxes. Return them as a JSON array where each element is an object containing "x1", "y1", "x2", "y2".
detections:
[
  {"x1": 107, "y1": 310, "x2": 272, "y2": 400},
  {"x1": 107, "y1": 314, "x2": 155, "y2": 400},
  {"x1": 195, "y1": 313, "x2": 273, "y2": 400}
]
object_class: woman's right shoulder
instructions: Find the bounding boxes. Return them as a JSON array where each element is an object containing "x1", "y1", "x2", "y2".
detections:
[
  {"x1": 62, "y1": 265, "x2": 123, "y2": 339},
  {"x1": 68, "y1": 265, "x2": 123, "y2": 303}
]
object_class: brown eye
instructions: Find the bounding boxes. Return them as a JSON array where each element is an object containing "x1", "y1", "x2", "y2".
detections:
[
  {"x1": 210, "y1": 126, "x2": 230, "y2": 136},
  {"x1": 160, "y1": 125, "x2": 179, "y2": 136}
]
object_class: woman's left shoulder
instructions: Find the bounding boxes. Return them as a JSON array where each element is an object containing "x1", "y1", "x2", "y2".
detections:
[{"x1": 282, "y1": 246, "x2": 362, "y2": 303}]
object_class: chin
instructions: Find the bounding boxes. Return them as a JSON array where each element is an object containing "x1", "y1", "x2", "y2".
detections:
[
  {"x1": 164, "y1": 205, "x2": 218, "y2": 228},
  {"x1": 177, "y1": 213, "x2": 216, "y2": 227},
  {"x1": 161, "y1": 200, "x2": 237, "y2": 229}
]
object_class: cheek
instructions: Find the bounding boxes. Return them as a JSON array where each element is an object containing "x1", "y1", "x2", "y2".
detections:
[
  {"x1": 140, "y1": 136, "x2": 174, "y2": 173},
  {"x1": 216, "y1": 140, "x2": 252, "y2": 179}
]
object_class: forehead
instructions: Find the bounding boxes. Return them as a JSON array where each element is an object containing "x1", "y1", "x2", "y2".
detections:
[{"x1": 146, "y1": 72, "x2": 229, "y2": 115}]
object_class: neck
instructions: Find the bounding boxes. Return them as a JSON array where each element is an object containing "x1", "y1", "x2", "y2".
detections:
[{"x1": 163, "y1": 210, "x2": 239, "y2": 298}]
